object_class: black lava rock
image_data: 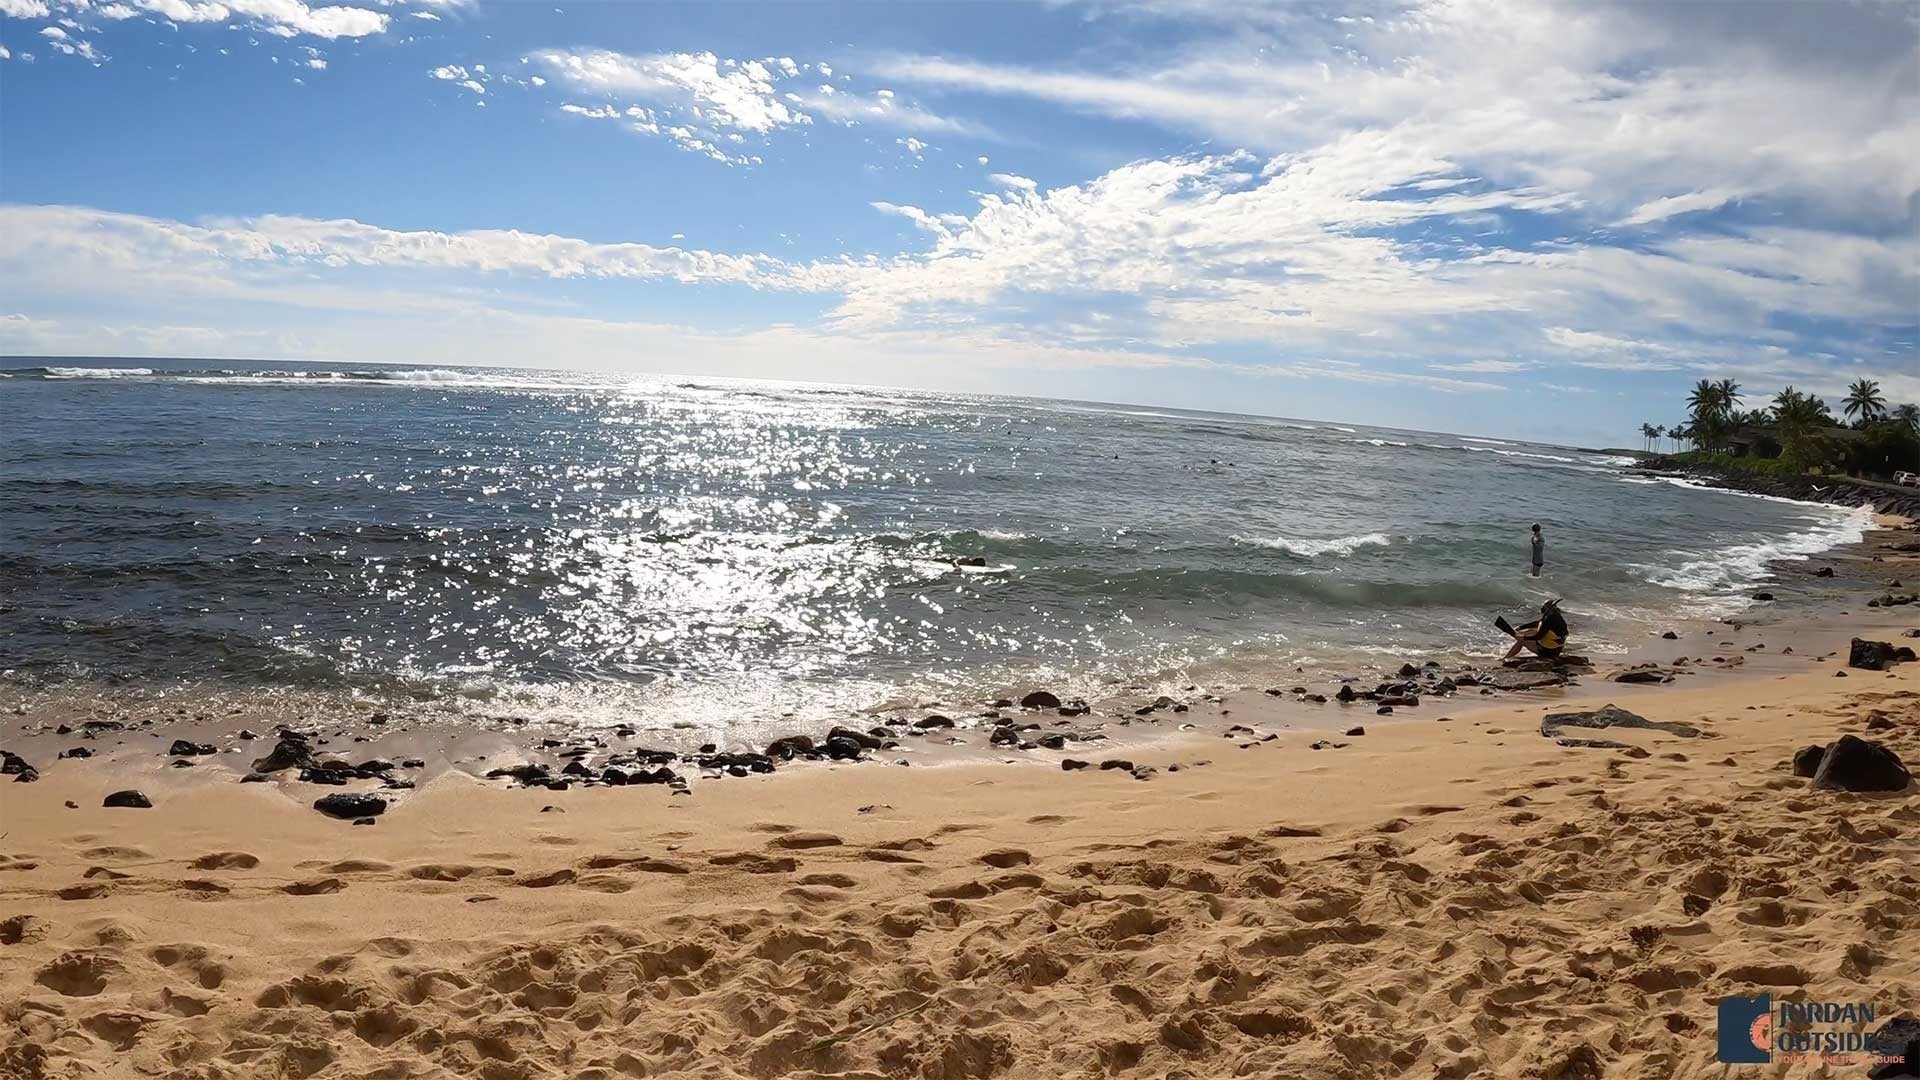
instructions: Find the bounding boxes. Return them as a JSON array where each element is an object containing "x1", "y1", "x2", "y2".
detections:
[
  {"x1": 1661, "y1": 631, "x2": 1678, "y2": 640},
  {"x1": 1809, "y1": 735, "x2": 1912, "y2": 793},
  {"x1": 486, "y1": 763, "x2": 551, "y2": 784},
  {"x1": 824, "y1": 736, "x2": 865, "y2": 760},
  {"x1": 1061, "y1": 759, "x2": 1090, "y2": 771},
  {"x1": 828, "y1": 726, "x2": 885, "y2": 749},
  {"x1": 1019, "y1": 690, "x2": 1061, "y2": 709},
  {"x1": 1346, "y1": 726, "x2": 1367, "y2": 736},
  {"x1": 168, "y1": 739, "x2": 215, "y2": 757},
  {"x1": 252, "y1": 732, "x2": 316, "y2": 774},
  {"x1": 1849, "y1": 638, "x2": 1917, "y2": 671},
  {"x1": 913, "y1": 715, "x2": 955, "y2": 729},
  {"x1": 765, "y1": 735, "x2": 816, "y2": 760},
  {"x1": 1099, "y1": 759, "x2": 1134, "y2": 772},
  {"x1": 103, "y1": 790, "x2": 152, "y2": 809},
  {"x1": 1792, "y1": 744, "x2": 1827, "y2": 778},
  {"x1": 1335, "y1": 684, "x2": 1357, "y2": 703},
  {"x1": 313, "y1": 793, "x2": 387, "y2": 819}
]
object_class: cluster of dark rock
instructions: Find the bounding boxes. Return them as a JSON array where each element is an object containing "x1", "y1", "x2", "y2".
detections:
[
  {"x1": 1273, "y1": 656, "x2": 1595, "y2": 712},
  {"x1": 1867, "y1": 592, "x2": 1916, "y2": 609},
  {"x1": 1792, "y1": 735, "x2": 1911, "y2": 793},
  {"x1": 2, "y1": 749, "x2": 38, "y2": 784},
  {"x1": 1850, "y1": 638, "x2": 1918, "y2": 671},
  {"x1": 245, "y1": 729, "x2": 420, "y2": 789}
]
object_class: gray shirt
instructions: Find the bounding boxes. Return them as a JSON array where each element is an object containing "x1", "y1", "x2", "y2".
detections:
[{"x1": 1531, "y1": 534, "x2": 1545, "y2": 565}]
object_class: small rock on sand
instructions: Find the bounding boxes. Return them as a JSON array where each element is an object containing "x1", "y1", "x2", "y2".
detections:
[{"x1": 102, "y1": 790, "x2": 152, "y2": 809}]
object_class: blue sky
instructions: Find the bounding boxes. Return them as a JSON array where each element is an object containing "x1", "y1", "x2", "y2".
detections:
[{"x1": 1, "y1": 0, "x2": 1915, "y2": 445}]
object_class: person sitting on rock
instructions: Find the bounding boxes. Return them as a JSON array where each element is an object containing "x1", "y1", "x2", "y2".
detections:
[{"x1": 1503, "y1": 599, "x2": 1568, "y2": 660}]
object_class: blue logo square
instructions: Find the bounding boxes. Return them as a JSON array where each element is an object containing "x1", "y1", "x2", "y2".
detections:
[{"x1": 1717, "y1": 994, "x2": 1772, "y2": 1064}]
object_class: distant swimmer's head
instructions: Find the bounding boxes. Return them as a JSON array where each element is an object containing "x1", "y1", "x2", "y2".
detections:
[{"x1": 1532, "y1": 523, "x2": 1542, "y2": 534}]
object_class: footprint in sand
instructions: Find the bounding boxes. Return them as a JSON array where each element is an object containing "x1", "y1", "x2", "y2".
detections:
[
  {"x1": 2, "y1": 914, "x2": 49, "y2": 945},
  {"x1": 766, "y1": 831, "x2": 842, "y2": 850},
  {"x1": 319, "y1": 859, "x2": 392, "y2": 874},
  {"x1": 979, "y1": 849, "x2": 1031, "y2": 868},
  {"x1": 515, "y1": 869, "x2": 576, "y2": 888},
  {"x1": 581, "y1": 855, "x2": 690, "y2": 874},
  {"x1": 708, "y1": 852, "x2": 798, "y2": 874},
  {"x1": 406, "y1": 864, "x2": 514, "y2": 882},
  {"x1": 149, "y1": 944, "x2": 226, "y2": 989},
  {"x1": 190, "y1": 852, "x2": 260, "y2": 870},
  {"x1": 282, "y1": 878, "x2": 347, "y2": 896},
  {"x1": 35, "y1": 951, "x2": 122, "y2": 996}
]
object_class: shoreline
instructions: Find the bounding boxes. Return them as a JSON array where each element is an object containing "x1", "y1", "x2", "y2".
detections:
[
  {"x1": 4, "y1": 508, "x2": 1913, "y2": 801},
  {"x1": 3, "y1": 574, "x2": 1917, "y2": 1077}
]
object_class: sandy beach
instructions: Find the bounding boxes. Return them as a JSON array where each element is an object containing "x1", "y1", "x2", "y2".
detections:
[{"x1": 5, "y1": 580, "x2": 1919, "y2": 1078}]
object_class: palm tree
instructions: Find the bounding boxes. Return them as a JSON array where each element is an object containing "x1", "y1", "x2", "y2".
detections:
[
  {"x1": 1895, "y1": 403, "x2": 1920, "y2": 434},
  {"x1": 1639, "y1": 423, "x2": 1660, "y2": 452},
  {"x1": 1843, "y1": 378, "x2": 1886, "y2": 424},
  {"x1": 1774, "y1": 386, "x2": 1836, "y2": 472},
  {"x1": 1715, "y1": 378, "x2": 1742, "y2": 414}
]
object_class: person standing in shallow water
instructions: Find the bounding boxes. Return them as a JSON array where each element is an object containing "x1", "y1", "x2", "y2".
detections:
[{"x1": 1529, "y1": 523, "x2": 1545, "y2": 577}]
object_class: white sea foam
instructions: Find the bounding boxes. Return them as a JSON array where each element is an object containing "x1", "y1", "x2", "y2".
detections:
[
  {"x1": 44, "y1": 366, "x2": 154, "y2": 378},
  {"x1": 1355, "y1": 438, "x2": 1410, "y2": 447},
  {"x1": 1235, "y1": 532, "x2": 1392, "y2": 557},
  {"x1": 1460, "y1": 436, "x2": 1510, "y2": 445},
  {"x1": 1631, "y1": 502, "x2": 1875, "y2": 597}
]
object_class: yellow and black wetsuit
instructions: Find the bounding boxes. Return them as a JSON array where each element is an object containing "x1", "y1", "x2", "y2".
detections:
[{"x1": 1536, "y1": 610, "x2": 1568, "y2": 656}]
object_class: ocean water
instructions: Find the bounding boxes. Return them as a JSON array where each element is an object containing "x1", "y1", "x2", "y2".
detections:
[{"x1": 0, "y1": 359, "x2": 1873, "y2": 730}]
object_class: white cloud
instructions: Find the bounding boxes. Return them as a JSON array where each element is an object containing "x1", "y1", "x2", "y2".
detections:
[
  {"x1": 37, "y1": 22, "x2": 104, "y2": 61},
  {"x1": 1429, "y1": 359, "x2": 1536, "y2": 374},
  {"x1": 0, "y1": 0, "x2": 49, "y2": 15},
  {"x1": 428, "y1": 64, "x2": 467, "y2": 80},
  {"x1": 986, "y1": 173, "x2": 1037, "y2": 192},
  {"x1": 528, "y1": 48, "x2": 989, "y2": 162},
  {"x1": 533, "y1": 49, "x2": 807, "y2": 133},
  {"x1": 411, "y1": 10, "x2": 438, "y2": 20},
  {"x1": 90, "y1": 0, "x2": 391, "y2": 40},
  {"x1": 0, "y1": 203, "x2": 854, "y2": 292},
  {"x1": 304, "y1": 56, "x2": 325, "y2": 70},
  {"x1": 876, "y1": 3, "x2": 1920, "y2": 226},
  {"x1": 1617, "y1": 187, "x2": 1740, "y2": 227}
]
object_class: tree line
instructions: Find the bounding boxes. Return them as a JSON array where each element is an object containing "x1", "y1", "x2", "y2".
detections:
[{"x1": 1640, "y1": 378, "x2": 1920, "y2": 477}]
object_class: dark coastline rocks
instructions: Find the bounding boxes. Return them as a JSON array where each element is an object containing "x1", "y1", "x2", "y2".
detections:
[
  {"x1": 313, "y1": 793, "x2": 388, "y2": 819},
  {"x1": 2, "y1": 750, "x2": 37, "y2": 783},
  {"x1": 103, "y1": 790, "x2": 152, "y2": 809},
  {"x1": 252, "y1": 731, "x2": 316, "y2": 774},
  {"x1": 764, "y1": 735, "x2": 815, "y2": 760},
  {"x1": 1479, "y1": 669, "x2": 1569, "y2": 691},
  {"x1": 1019, "y1": 690, "x2": 1061, "y2": 709},
  {"x1": 1803, "y1": 736, "x2": 1911, "y2": 793},
  {"x1": 168, "y1": 739, "x2": 215, "y2": 757},
  {"x1": 1540, "y1": 704, "x2": 1700, "y2": 749},
  {"x1": 1849, "y1": 638, "x2": 1917, "y2": 671},
  {"x1": 1636, "y1": 458, "x2": 1920, "y2": 519}
]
